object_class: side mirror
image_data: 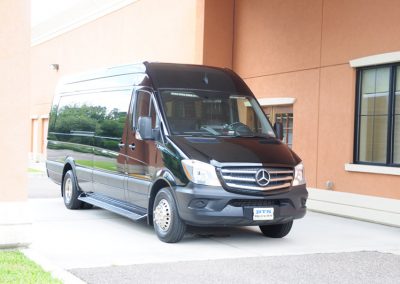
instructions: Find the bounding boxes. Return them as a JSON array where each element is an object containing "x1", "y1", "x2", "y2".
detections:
[
  {"x1": 137, "y1": 116, "x2": 154, "y2": 140},
  {"x1": 274, "y1": 121, "x2": 284, "y2": 141}
]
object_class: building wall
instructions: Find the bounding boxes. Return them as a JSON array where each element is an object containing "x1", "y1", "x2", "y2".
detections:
[
  {"x1": 0, "y1": 0, "x2": 31, "y2": 248},
  {"x1": 0, "y1": 0, "x2": 30, "y2": 201},
  {"x1": 202, "y1": 0, "x2": 234, "y2": 68},
  {"x1": 233, "y1": 0, "x2": 400, "y2": 199},
  {"x1": 30, "y1": 0, "x2": 207, "y2": 160}
]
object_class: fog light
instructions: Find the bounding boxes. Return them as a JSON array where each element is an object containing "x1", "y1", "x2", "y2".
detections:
[{"x1": 189, "y1": 199, "x2": 208, "y2": 209}]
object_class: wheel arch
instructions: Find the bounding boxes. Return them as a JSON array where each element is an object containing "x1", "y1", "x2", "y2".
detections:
[
  {"x1": 61, "y1": 158, "x2": 77, "y2": 197},
  {"x1": 147, "y1": 177, "x2": 173, "y2": 225}
]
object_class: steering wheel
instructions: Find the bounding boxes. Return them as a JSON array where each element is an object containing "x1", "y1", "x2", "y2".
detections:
[{"x1": 224, "y1": 122, "x2": 253, "y2": 136}]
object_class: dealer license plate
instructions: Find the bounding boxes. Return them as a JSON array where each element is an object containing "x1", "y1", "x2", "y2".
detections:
[{"x1": 253, "y1": 208, "x2": 274, "y2": 221}]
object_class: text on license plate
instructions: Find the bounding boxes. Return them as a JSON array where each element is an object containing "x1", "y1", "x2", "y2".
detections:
[{"x1": 253, "y1": 207, "x2": 274, "y2": 221}]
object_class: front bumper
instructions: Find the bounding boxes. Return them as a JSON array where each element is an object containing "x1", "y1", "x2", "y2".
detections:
[{"x1": 173, "y1": 183, "x2": 308, "y2": 226}]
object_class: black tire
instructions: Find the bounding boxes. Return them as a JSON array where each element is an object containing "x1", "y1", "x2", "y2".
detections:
[
  {"x1": 62, "y1": 170, "x2": 83, "y2": 209},
  {"x1": 80, "y1": 202, "x2": 93, "y2": 209},
  {"x1": 259, "y1": 220, "x2": 293, "y2": 238},
  {"x1": 153, "y1": 188, "x2": 186, "y2": 243}
]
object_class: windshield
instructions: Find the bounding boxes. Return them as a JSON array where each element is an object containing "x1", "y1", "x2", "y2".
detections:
[{"x1": 159, "y1": 89, "x2": 275, "y2": 137}]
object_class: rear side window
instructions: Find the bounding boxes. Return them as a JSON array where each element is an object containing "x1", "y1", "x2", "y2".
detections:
[
  {"x1": 52, "y1": 91, "x2": 131, "y2": 148},
  {"x1": 54, "y1": 94, "x2": 96, "y2": 134},
  {"x1": 92, "y1": 91, "x2": 131, "y2": 139}
]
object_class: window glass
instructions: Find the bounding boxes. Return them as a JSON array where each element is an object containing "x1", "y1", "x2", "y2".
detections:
[
  {"x1": 394, "y1": 116, "x2": 400, "y2": 164},
  {"x1": 358, "y1": 67, "x2": 390, "y2": 164},
  {"x1": 54, "y1": 92, "x2": 130, "y2": 149},
  {"x1": 361, "y1": 69, "x2": 375, "y2": 94},
  {"x1": 393, "y1": 67, "x2": 400, "y2": 164},
  {"x1": 160, "y1": 90, "x2": 275, "y2": 137},
  {"x1": 135, "y1": 91, "x2": 151, "y2": 126},
  {"x1": 92, "y1": 91, "x2": 131, "y2": 139},
  {"x1": 361, "y1": 67, "x2": 389, "y2": 115},
  {"x1": 356, "y1": 64, "x2": 400, "y2": 165},
  {"x1": 134, "y1": 90, "x2": 157, "y2": 129},
  {"x1": 55, "y1": 94, "x2": 96, "y2": 134},
  {"x1": 376, "y1": 67, "x2": 390, "y2": 93},
  {"x1": 396, "y1": 67, "x2": 400, "y2": 114},
  {"x1": 275, "y1": 112, "x2": 293, "y2": 148},
  {"x1": 359, "y1": 116, "x2": 387, "y2": 163}
]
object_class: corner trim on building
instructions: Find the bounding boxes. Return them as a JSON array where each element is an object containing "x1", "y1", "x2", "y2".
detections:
[
  {"x1": 349, "y1": 51, "x2": 400, "y2": 68},
  {"x1": 307, "y1": 188, "x2": 400, "y2": 227},
  {"x1": 31, "y1": 0, "x2": 138, "y2": 47},
  {"x1": 257, "y1": 97, "x2": 296, "y2": 106},
  {"x1": 344, "y1": 163, "x2": 400, "y2": 176}
]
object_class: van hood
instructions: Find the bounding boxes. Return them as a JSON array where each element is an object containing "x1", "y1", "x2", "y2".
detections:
[{"x1": 169, "y1": 136, "x2": 301, "y2": 167}]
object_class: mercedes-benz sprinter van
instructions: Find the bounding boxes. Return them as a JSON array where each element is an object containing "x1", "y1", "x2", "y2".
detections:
[{"x1": 46, "y1": 62, "x2": 307, "y2": 243}]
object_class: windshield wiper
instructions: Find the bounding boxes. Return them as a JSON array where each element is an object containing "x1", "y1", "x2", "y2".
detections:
[{"x1": 234, "y1": 134, "x2": 275, "y2": 139}]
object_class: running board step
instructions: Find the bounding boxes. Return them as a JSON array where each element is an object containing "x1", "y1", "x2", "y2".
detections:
[{"x1": 78, "y1": 194, "x2": 147, "y2": 222}]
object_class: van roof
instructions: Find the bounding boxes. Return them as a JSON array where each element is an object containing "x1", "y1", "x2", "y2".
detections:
[{"x1": 59, "y1": 62, "x2": 251, "y2": 94}]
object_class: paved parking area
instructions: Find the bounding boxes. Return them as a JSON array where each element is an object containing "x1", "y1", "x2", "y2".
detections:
[
  {"x1": 71, "y1": 251, "x2": 400, "y2": 284},
  {"x1": 28, "y1": 175, "x2": 400, "y2": 283}
]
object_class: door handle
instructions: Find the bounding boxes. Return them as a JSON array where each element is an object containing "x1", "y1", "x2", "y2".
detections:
[
  {"x1": 118, "y1": 142, "x2": 125, "y2": 148},
  {"x1": 128, "y1": 143, "x2": 136, "y2": 151}
]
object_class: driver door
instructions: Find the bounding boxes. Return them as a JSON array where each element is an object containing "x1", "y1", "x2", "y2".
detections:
[{"x1": 125, "y1": 89, "x2": 158, "y2": 209}]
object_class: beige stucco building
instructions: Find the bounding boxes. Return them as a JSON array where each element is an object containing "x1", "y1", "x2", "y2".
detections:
[
  {"x1": 28, "y1": 0, "x2": 400, "y2": 226},
  {"x1": 0, "y1": 0, "x2": 31, "y2": 247}
]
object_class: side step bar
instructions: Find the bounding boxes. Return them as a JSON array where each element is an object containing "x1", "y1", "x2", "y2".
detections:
[{"x1": 78, "y1": 193, "x2": 147, "y2": 222}]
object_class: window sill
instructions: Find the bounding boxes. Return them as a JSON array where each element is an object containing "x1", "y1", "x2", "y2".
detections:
[
  {"x1": 344, "y1": 163, "x2": 400, "y2": 176},
  {"x1": 349, "y1": 51, "x2": 400, "y2": 67}
]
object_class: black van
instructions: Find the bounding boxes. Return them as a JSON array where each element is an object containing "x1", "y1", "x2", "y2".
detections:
[{"x1": 46, "y1": 62, "x2": 307, "y2": 243}]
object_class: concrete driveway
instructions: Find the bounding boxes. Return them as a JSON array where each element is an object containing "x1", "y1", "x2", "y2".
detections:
[{"x1": 27, "y1": 175, "x2": 400, "y2": 283}]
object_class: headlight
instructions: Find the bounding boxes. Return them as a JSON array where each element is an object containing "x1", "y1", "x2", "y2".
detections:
[
  {"x1": 181, "y1": 159, "x2": 221, "y2": 186},
  {"x1": 292, "y1": 162, "x2": 306, "y2": 186}
]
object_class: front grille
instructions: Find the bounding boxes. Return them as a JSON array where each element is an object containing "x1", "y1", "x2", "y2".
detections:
[{"x1": 218, "y1": 166, "x2": 294, "y2": 192}]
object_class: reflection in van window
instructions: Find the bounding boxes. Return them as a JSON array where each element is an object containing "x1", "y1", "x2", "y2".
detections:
[
  {"x1": 160, "y1": 90, "x2": 275, "y2": 137},
  {"x1": 53, "y1": 91, "x2": 131, "y2": 150},
  {"x1": 135, "y1": 91, "x2": 157, "y2": 129}
]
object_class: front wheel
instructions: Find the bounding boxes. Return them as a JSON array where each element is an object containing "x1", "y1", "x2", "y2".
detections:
[
  {"x1": 62, "y1": 170, "x2": 83, "y2": 209},
  {"x1": 153, "y1": 188, "x2": 186, "y2": 243},
  {"x1": 259, "y1": 220, "x2": 293, "y2": 238}
]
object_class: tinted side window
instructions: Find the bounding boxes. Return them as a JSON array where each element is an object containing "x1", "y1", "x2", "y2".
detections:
[
  {"x1": 92, "y1": 91, "x2": 131, "y2": 151},
  {"x1": 54, "y1": 94, "x2": 97, "y2": 134},
  {"x1": 53, "y1": 91, "x2": 131, "y2": 149},
  {"x1": 52, "y1": 94, "x2": 96, "y2": 146},
  {"x1": 93, "y1": 91, "x2": 131, "y2": 138}
]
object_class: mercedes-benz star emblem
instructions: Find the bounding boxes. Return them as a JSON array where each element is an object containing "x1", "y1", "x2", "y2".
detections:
[{"x1": 255, "y1": 169, "x2": 271, "y2": 187}]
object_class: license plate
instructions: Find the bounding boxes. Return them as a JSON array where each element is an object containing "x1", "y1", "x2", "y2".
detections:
[{"x1": 253, "y1": 208, "x2": 274, "y2": 221}]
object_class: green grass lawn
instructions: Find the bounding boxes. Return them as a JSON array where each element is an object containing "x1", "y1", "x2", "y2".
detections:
[
  {"x1": 76, "y1": 159, "x2": 117, "y2": 172},
  {"x1": 0, "y1": 250, "x2": 62, "y2": 284},
  {"x1": 28, "y1": 168, "x2": 44, "y2": 173}
]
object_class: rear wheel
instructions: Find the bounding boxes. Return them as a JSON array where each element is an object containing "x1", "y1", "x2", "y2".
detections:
[
  {"x1": 62, "y1": 170, "x2": 83, "y2": 209},
  {"x1": 259, "y1": 220, "x2": 293, "y2": 238},
  {"x1": 153, "y1": 188, "x2": 186, "y2": 243}
]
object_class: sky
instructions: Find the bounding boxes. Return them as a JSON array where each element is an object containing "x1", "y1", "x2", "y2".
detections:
[{"x1": 31, "y1": 0, "x2": 81, "y2": 27}]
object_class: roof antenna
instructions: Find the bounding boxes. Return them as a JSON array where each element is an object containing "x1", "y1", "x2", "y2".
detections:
[{"x1": 203, "y1": 73, "x2": 209, "y2": 85}]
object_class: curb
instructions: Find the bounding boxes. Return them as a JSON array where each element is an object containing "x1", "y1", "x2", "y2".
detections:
[{"x1": 22, "y1": 248, "x2": 86, "y2": 284}]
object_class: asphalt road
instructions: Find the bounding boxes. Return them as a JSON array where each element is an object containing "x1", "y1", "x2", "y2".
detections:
[
  {"x1": 70, "y1": 251, "x2": 400, "y2": 284},
  {"x1": 28, "y1": 173, "x2": 400, "y2": 284}
]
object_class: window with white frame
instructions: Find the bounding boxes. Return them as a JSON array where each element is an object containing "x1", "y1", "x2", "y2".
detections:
[{"x1": 355, "y1": 64, "x2": 400, "y2": 166}]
